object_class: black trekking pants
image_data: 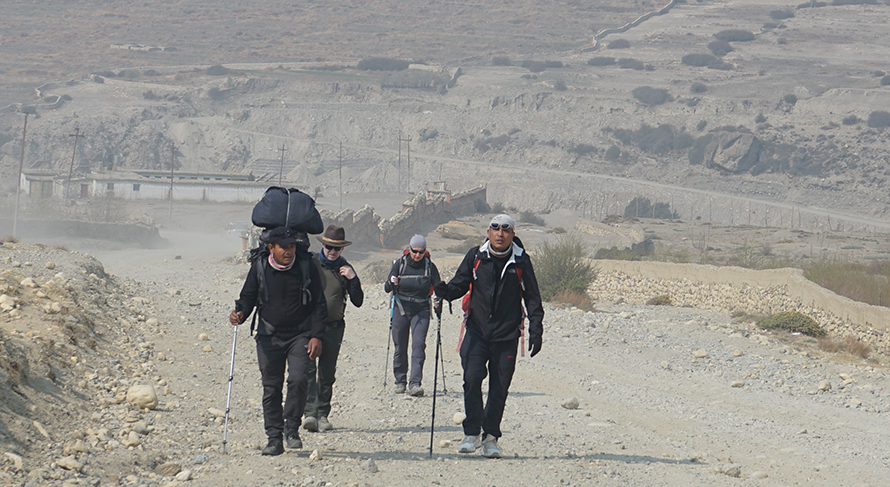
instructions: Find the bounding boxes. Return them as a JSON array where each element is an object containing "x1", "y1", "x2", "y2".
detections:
[
  {"x1": 459, "y1": 331, "x2": 518, "y2": 438},
  {"x1": 256, "y1": 331, "x2": 312, "y2": 439},
  {"x1": 305, "y1": 321, "x2": 345, "y2": 419}
]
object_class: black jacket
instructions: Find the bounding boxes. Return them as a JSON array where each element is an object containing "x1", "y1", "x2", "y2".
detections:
[
  {"x1": 235, "y1": 252, "x2": 327, "y2": 338},
  {"x1": 440, "y1": 237, "x2": 544, "y2": 342},
  {"x1": 384, "y1": 254, "x2": 441, "y2": 316}
]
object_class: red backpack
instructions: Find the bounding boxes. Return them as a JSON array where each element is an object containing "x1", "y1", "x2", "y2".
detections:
[{"x1": 458, "y1": 256, "x2": 526, "y2": 355}]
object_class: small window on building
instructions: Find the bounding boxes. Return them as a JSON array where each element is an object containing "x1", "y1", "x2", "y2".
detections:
[
  {"x1": 106, "y1": 183, "x2": 114, "y2": 190},
  {"x1": 133, "y1": 183, "x2": 140, "y2": 191}
]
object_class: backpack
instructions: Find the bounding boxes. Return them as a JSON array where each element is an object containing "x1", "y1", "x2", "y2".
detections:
[
  {"x1": 458, "y1": 252, "x2": 527, "y2": 356},
  {"x1": 391, "y1": 248, "x2": 433, "y2": 316},
  {"x1": 247, "y1": 231, "x2": 313, "y2": 336},
  {"x1": 251, "y1": 186, "x2": 324, "y2": 234}
]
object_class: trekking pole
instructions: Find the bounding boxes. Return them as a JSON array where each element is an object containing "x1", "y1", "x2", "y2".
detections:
[
  {"x1": 431, "y1": 300, "x2": 447, "y2": 394},
  {"x1": 429, "y1": 302, "x2": 443, "y2": 457},
  {"x1": 383, "y1": 293, "x2": 394, "y2": 387},
  {"x1": 222, "y1": 322, "x2": 239, "y2": 455}
]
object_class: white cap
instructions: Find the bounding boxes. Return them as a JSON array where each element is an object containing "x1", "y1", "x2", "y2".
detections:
[{"x1": 490, "y1": 214, "x2": 515, "y2": 229}]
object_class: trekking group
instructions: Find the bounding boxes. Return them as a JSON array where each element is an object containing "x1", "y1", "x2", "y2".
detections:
[{"x1": 228, "y1": 187, "x2": 544, "y2": 459}]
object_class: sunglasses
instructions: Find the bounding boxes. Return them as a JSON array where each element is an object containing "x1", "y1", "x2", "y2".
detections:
[
  {"x1": 409, "y1": 248, "x2": 426, "y2": 254},
  {"x1": 490, "y1": 223, "x2": 513, "y2": 231},
  {"x1": 324, "y1": 245, "x2": 343, "y2": 252}
]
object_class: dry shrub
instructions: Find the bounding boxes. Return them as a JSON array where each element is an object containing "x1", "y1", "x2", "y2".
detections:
[
  {"x1": 552, "y1": 289, "x2": 595, "y2": 311},
  {"x1": 2, "y1": 236, "x2": 19, "y2": 243},
  {"x1": 646, "y1": 294, "x2": 672, "y2": 306},
  {"x1": 818, "y1": 335, "x2": 871, "y2": 359}
]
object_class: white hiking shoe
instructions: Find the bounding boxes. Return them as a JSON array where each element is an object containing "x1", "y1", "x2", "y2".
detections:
[
  {"x1": 481, "y1": 435, "x2": 502, "y2": 458},
  {"x1": 458, "y1": 434, "x2": 481, "y2": 453}
]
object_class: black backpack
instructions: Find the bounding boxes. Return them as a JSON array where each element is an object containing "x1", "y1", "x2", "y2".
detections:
[{"x1": 251, "y1": 187, "x2": 324, "y2": 235}]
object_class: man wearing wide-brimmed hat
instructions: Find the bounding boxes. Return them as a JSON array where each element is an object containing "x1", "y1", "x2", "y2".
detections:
[{"x1": 302, "y1": 225, "x2": 364, "y2": 433}]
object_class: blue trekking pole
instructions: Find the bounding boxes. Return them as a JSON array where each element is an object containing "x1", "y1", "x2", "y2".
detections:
[{"x1": 383, "y1": 293, "x2": 394, "y2": 387}]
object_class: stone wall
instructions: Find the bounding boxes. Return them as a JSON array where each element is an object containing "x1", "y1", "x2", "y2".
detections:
[
  {"x1": 0, "y1": 219, "x2": 166, "y2": 248},
  {"x1": 590, "y1": 260, "x2": 890, "y2": 354},
  {"x1": 317, "y1": 185, "x2": 487, "y2": 249}
]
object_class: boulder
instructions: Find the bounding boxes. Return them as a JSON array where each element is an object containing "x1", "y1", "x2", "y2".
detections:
[
  {"x1": 703, "y1": 131, "x2": 762, "y2": 174},
  {"x1": 126, "y1": 384, "x2": 159, "y2": 410}
]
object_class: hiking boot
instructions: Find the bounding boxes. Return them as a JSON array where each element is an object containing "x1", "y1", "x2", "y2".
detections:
[
  {"x1": 318, "y1": 416, "x2": 333, "y2": 431},
  {"x1": 408, "y1": 385, "x2": 424, "y2": 397},
  {"x1": 457, "y1": 434, "x2": 481, "y2": 453},
  {"x1": 394, "y1": 383, "x2": 407, "y2": 394},
  {"x1": 285, "y1": 430, "x2": 302, "y2": 449},
  {"x1": 302, "y1": 416, "x2": 318, "y2": 432},
  {"x1": 261, "y1": 437, "x2": 284, "y2": 456},
  {"x1": 481, "y1": 435, "x2": 502, "y2": 458}
]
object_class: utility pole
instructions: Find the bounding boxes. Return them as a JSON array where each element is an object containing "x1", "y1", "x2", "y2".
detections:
[
  {"x1": 13, "y1": 109, "x2": 31, "y2": 238},
  {"x1": 65, "y1": 127, "x2": 85, "y2": 206},
  {"x1": 168, "y1": 143, "x2": 177, "y2": 225},
  {"x1": 338, "y1": 142, "x2": 343, "y2": 209},
  {"x1": 277, "y1": 144, "x2": 287, "y2": 186},
  {"x1": 397, "y1": 130, "x2": 402, "y2": 193},
  {"x1": 404, "y1": 135, "x2": 412, "y2": 192}
]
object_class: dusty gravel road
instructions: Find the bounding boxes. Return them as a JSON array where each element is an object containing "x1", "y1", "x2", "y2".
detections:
[{"x1": 73, "y1": 226, "x2": 890, "y2": 487}]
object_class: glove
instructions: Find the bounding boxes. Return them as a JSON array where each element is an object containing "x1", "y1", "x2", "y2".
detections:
[
  {"x1": 433, "y1": 281, "x2": 448, "y2": 299},
  {"x1": 433, "y1": 298, "x2": 443, "y2": 318},
  {"x1": 528, "y1": 336, "x2": 542, "y2": 358}
]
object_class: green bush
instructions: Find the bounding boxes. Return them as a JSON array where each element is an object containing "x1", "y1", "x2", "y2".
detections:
[
  {"x1": 696, "y1": 120, "x2": 708, "y2": 131},
  {"x1": 492, "y1": 56, "x2": 512, "y2": 66},
  {"x1": 206, "y1": 65, "x2": 230, "y2": 76},
  {"x1": 531, "y1": 233, "x2": 599, "y2": 301},
  {"x1": 632, "y1": 86, "x2": 671, "y2": 106},
  {"x1": 769, "y1": 9, "x2": 794, "y2": 20},
  {"x1": 842, "y1": 115, "x2": 861, "y2": 125},
  {"x1": 755, "y1": 113, "x2": 767, "y2": 123},
  {"x1": 714, "y1": 29, "x2": 755, "y2": 42},
  {"x1": 881, "y1": 76, "x2": 890, "y2": 86},
  {"x1": 624, "y1": 197, "x2": 678, "y2": 219},
  {"x1": 708, "y1": 40, "x2": 734, "y2": 56},
  {"x1": 756, "y1": 311, "x2": 825, "y2": 337},
  {"x1": 491, "y1": 202, "x2": 506, "y2": 214},
  {"x1": 682, "y1": 53, "x2": 718, "y2": 67},
  {"x1": 688, "y1": 134, "x2": 713, "y2": 165},
  {"x1": 646, "y1": 295, "x2": 672, "y2": 306},
  {"x1": 607, "y1": 39, "x2": 630, "y2": 49},
  {"x1": 519, "y1": 210, "x2": 546, "y2": 226},
  {"x1": 553, "y1": 80, "x2": 567, "y2": 91},
  {"x1": 618, "y1": 58, "x2": 645, "y2": 70},
  {"x1": 605, "y1": 145, "x2": 621, "y2": 161},
  {"x1": 867, "y1": 111, "x2": 890, "y2": 128},
  {"x1": 544, "y1": 60, "x2": 563, "y2": 68},
  {"x1": 356, "y1": 58, "x2": 410, "y2": 71},
  {"x1": 783, "y1": 94, "x2": 798, "y2": 105},
  {"x1": 588, "y1": 57, "x2": 616, "y2": 66},
  {"x1": 690, "y1": 83, "x2": 708, "y2": 95}
]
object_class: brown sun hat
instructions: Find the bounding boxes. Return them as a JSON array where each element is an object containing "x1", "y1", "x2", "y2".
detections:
[{"x1": 316, "y1": 225, "x2": 352, "y2": 247}]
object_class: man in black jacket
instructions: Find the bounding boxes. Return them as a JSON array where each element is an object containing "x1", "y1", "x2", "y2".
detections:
[
  {"x1": 303, "y1": 225, "x2": 364, "y2": 432},
  {"x1": 229, "y1": 226, "x2": 327, "y2": 456},
  {"x1": 434, "y1": 214, "x2": 544, "y2": 459}
]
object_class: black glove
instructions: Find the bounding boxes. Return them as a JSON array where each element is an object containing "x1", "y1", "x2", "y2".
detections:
[
  {"x1": 528, "y1": 336, "x2": 542, "y2": 357},
  {"x1": 433, "y1": 281, "x2": 448, "y2": 299}
]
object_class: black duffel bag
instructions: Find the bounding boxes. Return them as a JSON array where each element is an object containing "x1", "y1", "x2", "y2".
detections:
[{"x1": 251, "y1": 187, "x2": 324, "y2": 234}]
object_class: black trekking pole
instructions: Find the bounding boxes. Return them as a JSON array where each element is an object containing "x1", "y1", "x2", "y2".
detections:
[
  {"x1": 430, "y1": 299, "x2": 447, "y2": 394},
  {"x1": 383, "y1": 293, "x2": 394, "y2": 387},
  {"x1": 429, "y1": 301, "x2": 443, "y2": 456},
  {"x1": 222, "y1": 322, "x2": 239, "y2": 455}
]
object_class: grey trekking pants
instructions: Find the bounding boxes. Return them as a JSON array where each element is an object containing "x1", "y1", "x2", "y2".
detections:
[{"x1": 391, "y1": 309, "x2": 430, "y2": 387}]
